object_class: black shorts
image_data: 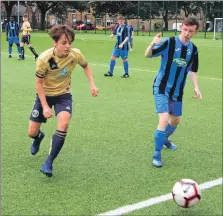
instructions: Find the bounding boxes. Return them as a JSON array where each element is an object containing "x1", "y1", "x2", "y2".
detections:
[
  {"x1": 29, "y1": 93, "x2": 73, "y2": 123},
  {"x1": 21, "y1": 35, "x2": 31, "y2": 44}
]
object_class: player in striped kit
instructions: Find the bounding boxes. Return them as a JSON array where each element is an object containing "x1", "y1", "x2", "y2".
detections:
[{"x1": 6, "y1": 16, "x2": 21, "y2": 59}]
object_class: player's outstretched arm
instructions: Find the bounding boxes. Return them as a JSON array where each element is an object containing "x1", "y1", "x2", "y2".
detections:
[
  {"x1": 36, "y1": 77, "x2": 53, "y2": 118},
  {"x1": 83, "y1": 64, "x2": 98, "y2": 97},
  {"x1": 144, "y1": 32, "x2": 162, "y2": 57},
  {"x1": 190, "y1": 72, "x2": 202, "y2": 99}
]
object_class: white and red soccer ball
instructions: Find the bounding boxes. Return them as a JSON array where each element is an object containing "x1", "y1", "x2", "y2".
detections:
[{"x1": 172, "y1": 179, "x2": 201, "y2": 208}]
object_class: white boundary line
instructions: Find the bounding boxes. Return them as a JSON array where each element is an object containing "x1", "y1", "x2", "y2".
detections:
[
  {"x1": 98, "y1": 177, "x2": 222, "y2": 216},
  {"x1": 2, "y1": 52, "x2": 222, "y2": 81}
]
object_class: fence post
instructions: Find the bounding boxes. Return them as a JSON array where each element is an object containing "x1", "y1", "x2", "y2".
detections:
[{"x1": 137, "y1": 1, "x2": 140, "y2": 36}]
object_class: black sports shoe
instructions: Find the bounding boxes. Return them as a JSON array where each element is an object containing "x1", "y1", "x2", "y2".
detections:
[
  {"x1": 8, "y1": 55, "x2": 12, "y2": 58},
  {"x1": 121, "y1": 73, "x2": 129, "y2": 78},
  {"x1": 104, "y1": 72, "x2": 113, "y2": 77}
]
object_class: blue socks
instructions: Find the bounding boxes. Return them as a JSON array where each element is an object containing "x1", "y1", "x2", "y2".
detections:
[
  {"x1": 165, "y1": 124, "x2": 176, "y2": 140},
  {"x1": 109, "y1": 59, "x2": 116, "y2": 73},
  {"x1": 17, "y1": 45, "x2": 21, "y2": 55},
  {"x1": 154, "y1": 129, "x2": 166, "y2": 154},
  {"x1": 8, "y1": 46, "x2": 12, "y2": 55},
  {"x1": 123, "y1": 61, "x2": 128, "y2": 73}
]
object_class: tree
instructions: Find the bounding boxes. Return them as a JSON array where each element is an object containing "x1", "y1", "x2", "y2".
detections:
[
  {"x1": 178, "y1": 1, "x2": 203, "y2": 17},
  {"x1": 204, "y1": 1, "x2": 223, "y2": 23},
  {"x1": 2, "y1": 1, "x2": 17, "y2": 20},
  {"x1": 33, "y1": 1, "x2": 60, "y2": 30}
]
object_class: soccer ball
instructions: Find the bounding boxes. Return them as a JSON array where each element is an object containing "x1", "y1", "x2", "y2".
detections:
[{"x1": 172, "y1": 179, "x2": 201, "y2": 208}]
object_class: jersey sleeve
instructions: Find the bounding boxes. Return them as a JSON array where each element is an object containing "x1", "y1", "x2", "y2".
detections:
[
  {"x1": 151, "y1": 38, "x2": 169, "y2": 57},
  {"x1": 190, "y1": 51, "x2": 198, "y2": 73},
  {"x1": 113, "y1": 25, "x2": 118, "y2": 35},
  {"x1": 35, "y1": 58, "x2": 48, "y2": 78},
  {"x1": 78, "y1": 52, "x2": 88, "y2": 68}
]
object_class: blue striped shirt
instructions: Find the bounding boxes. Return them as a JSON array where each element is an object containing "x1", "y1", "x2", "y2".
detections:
[
  {"x1": 113, "y1": 24, "x2": 130, "y2": 50},
  {"x1": 151, "y1": 36, "x2": 198, "y2": 101},
  {"x1": 127, "y1": 25, "x2": 134, "y2": 37},
  {"x1": 6, "y1": 21, "x2": 20, "y2": 38}
]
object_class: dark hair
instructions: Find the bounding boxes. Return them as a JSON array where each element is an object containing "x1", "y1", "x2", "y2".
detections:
[
  {"x1": 49, "y1": 24, "x2": 75, "y2": 42},
  {"x1": 183, "y1": 17, "x2": 199, "y2": 30},
  {"x1": 23, "y1": 14, "x2": 28, "y2": 18}
]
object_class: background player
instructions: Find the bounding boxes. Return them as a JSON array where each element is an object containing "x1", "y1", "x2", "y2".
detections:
[
  {"x1": 144, "y1": 17, "x2": 202, "y2": 168},
  {"x1": 6, "y1": 16, "x2": 21, "y2": 59},
  {"x1": 20, "y1": 14, "x2": 38, "y2": 60},
  {"x1": 104, "y1": 16, "x2": 130, "y2": 78},
  {"x1": 127, "y1": 20, "x2": 134, "y2": 51},
  {"x1": 28, "y1": 24, "x2": 98, "y2": 177}
]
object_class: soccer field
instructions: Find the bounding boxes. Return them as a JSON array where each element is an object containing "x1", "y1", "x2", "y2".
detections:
[{"x1": 1, "y1": 32, "x2": 222, "y2": 215}]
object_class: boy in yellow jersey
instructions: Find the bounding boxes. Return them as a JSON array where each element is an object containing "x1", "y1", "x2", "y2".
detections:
[
  {"x1": 28, "y1": 24, "x2": 98, "y2": 177},
  {"x1": 20, "y1": 14, "x2": 38, "y2": 60}
]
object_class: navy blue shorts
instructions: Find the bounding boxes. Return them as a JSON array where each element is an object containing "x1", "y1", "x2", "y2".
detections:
[
  {"x1": 21, "y1": 35, "x2": 31, "y2": 44},
  {"x1": 29, "y1": 93, "x2": 73, "y2": 123},
  {"x1": 154, "y1": 94, "x2": 183, "y2": 116}
]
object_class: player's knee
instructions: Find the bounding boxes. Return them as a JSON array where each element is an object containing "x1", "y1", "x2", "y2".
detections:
[
  {"x1": 157, "y1": 113, "x2": 169, "y2": 130},
  {"x1": 16, "y1": 43, "x2": 20, "y2": 47},
  {"x1": 171, "y1": 117, "x2": 181, "y2": 125},
  {"x1": 9, "y1": 44, "x2": 13, "y2": 47},
  {"x1": 111, "y1": 56, "x2": 116, "y2": 60},
  {"x1": 58, "y1": 122, "x2": 69, "y2": 132},
  {"x1": 28, "y1": 128, "x2": 39, "y2": 137}
]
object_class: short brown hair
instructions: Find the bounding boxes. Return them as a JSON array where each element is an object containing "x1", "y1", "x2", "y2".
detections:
[
  {"x1": 183, "y1": 17, "x2": 199, "y2": 30},
  {"x1": 49, "y1": 24, "x2": 75, "y2": 42},
  {"x1": 118, "y1": 16, "x2": 125, "y2": 20},
  {"x1": 23, "y1": 14, "x2": 28, "y2": 18}
]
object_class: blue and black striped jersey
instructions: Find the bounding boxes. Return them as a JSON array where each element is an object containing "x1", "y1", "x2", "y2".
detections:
[
  {"x1": 127, "y1": 25, "x2": 134, "y2": 37},
  {"x1": 113, "y1": 24, "x2": 130, "y2": 50},
  {"x1": 6, "y1": 21, "x2": 20, "y2": 38},
  {"x1": 151, "y1": 36, "x2": 198, "y2": 101}
]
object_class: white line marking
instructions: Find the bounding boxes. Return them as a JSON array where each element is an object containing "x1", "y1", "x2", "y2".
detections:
[
  {"x1": 98, "y1": 177, "x2": 222, "y2": 216},
  {"x1": 2, "y1": 52, "x2": 222, "y2": 81}
]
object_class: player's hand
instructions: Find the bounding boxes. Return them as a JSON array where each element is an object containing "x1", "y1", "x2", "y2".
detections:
[
  {"x1": 151, "y1": 32, "x2": 162, "y2": 46},
  {"x1": 119, "y1": 44, "x2": 123, "y2": 49},
  {"x1": 90, "y1": 84, "x2": 98, "y2": 97},
  {"x1": 192, "y1": 88, "x2": 202, "y2": 99},
  {"x1": 43, "y1": 106, "x2": 53, "y2": 118},
  {"x1": 110, "y1": 34, "x2": 115, "y2": 38}
]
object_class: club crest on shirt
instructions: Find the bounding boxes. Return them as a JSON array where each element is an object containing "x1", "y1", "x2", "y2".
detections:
[
  {"x1": 187, "y1": 49, "x2": 192, "y2": 55},
  {"x1": 173, "y1": 58, "x2": 188, "y2": 67},
  {"x1": 60, "y1": 67, "x2": 68, "y2": 76}
]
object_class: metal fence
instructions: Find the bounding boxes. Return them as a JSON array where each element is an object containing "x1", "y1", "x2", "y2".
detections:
[{"x1": 1, "y1": 1, "x2": 223, "y2": 39}]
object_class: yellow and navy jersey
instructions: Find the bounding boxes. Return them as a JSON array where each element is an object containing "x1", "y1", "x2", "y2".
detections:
[
  {"x1": 22, "y1": 21, "x2": 32, "y2": 35},
  {"x1": 151, "y1": 36, "x2": 198, "y2": 101},
  {"x1": 35, "y1": 48, "x2": 88, "y2": 96}
]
